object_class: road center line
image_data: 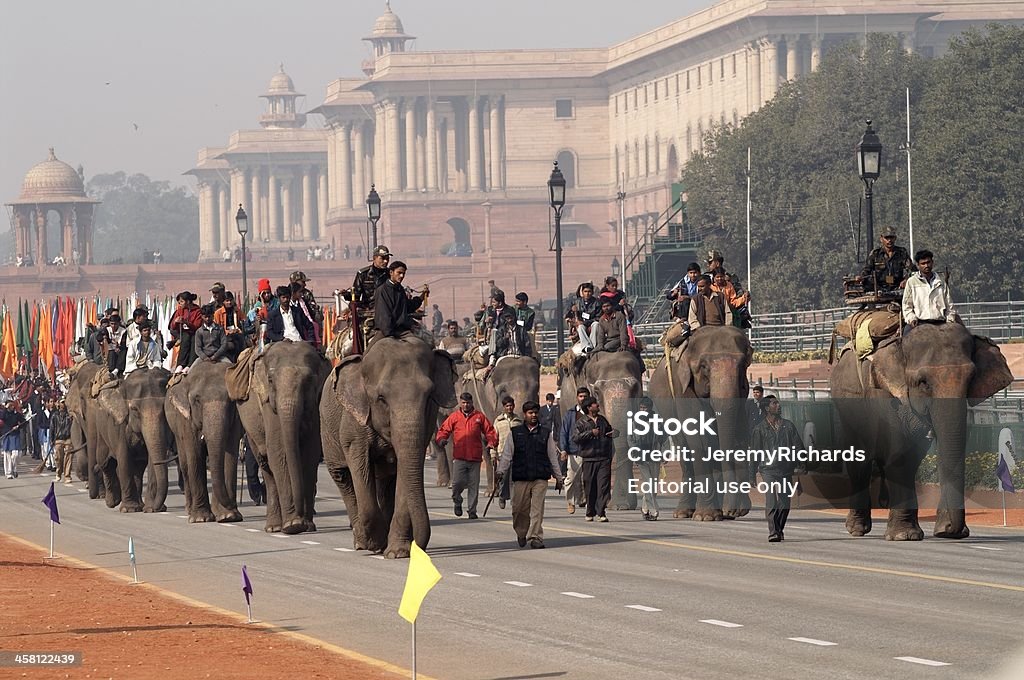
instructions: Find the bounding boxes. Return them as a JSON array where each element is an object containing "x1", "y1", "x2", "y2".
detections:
[
  {"x1": 334, "y1": 547, "x2": 355, "y2": 552},
  {"x1": 271, "y1": 533, "x2": 290, "y2": 538},
  {"x1": 970, "y1": 546, "x2": 1003, "y2": 551},
  {"x1": 894, "y1": 656, "x2": 951, "y2": 667},
  {"x1": 788, "y1": 637, "x2": 837, "y2": 646},
  {"x1": 626, "y1": 605, "x2": 661, "y2": 612},
  {"x1": 699, "y1": 619, "x2": 743, "y2": 628},
  {"x1": 504, "y1": 581, "x2": 532, "y2": 587},
  {"x1": 454, "y1": 572, "x2": 480, "y2": 577},
  {"x1": 561, "y1": 592, "x2": 595, "y2": 599},
  {"x1": 300, "y1": 540, "x2": 320, "y2": 545},
  {"x1": 245, "y1": 529, "x2": 261, "y2": 533}
]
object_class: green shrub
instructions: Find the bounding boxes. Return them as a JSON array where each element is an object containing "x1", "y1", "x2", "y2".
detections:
[{"x1": 917, "y1": 451, "x2": 1024, "y2": 490}]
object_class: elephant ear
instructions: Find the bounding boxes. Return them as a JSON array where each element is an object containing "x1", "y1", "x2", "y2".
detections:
[
  {"x1": 968, "y1": 335, "x2": 1013, "y2": 406},
  {"x1": 98, "y1": 390, "x2": 129, "y2": 427},
  {"x1": 167, "y1": 385, "x2": 191, "y2": 423},
  {"x1": 333, "y1": 357, "x2": 370, "y2": 426},
  {"x1": 870, "y1": 342, "x2": 909, "y2": 402},
  {"x1": 430, "y1": 350, "x2": 458, "y2": 409}
]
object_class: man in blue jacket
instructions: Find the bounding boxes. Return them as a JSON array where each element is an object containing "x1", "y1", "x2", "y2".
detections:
[{"x1": 558, "y1": 386, "x2": 590, "y2": 514}]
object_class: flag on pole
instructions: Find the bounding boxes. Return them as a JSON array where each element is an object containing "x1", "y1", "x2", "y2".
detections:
[
  {"x1": 128, "y1": 536, "x2": 136, "y2": 565},
  {"x1": 398, "y1": 542, "x2": 442, "y2": 623},
  {"x1": 0, "y1": 305, "x2": 17, "y2": 381},
  {"x1": 996, "y1": 445, "x2": 1016, "y2": 493},
  {"x1": 42, "y1": 482, "x2": 60, "y2": 524},
  {"x1": 242, "y1": 565, "x2": 253, "y2": 605}
]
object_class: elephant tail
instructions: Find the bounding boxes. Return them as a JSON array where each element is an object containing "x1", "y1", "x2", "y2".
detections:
[{"x1": 150, "y1": 454, "x2": 179, "y2": 466}]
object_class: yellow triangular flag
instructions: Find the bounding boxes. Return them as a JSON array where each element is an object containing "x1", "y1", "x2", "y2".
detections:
[{"x1": 398, "y1": 542, "x2": 442, "y2": 623}]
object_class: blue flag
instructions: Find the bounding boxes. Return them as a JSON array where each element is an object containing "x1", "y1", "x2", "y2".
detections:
[
  {"x1": 41, "y1": 482, "x2": 60, "y2": 524},
  {"x1": 996, "y1": 453, "x2": 1015, "y2": 493},
  {"x1": 128, "y1": 536, "x2": 136, "y2": 564},
  {"x1": 242, "y1": 565, "x2": 253, "y2": 605}
]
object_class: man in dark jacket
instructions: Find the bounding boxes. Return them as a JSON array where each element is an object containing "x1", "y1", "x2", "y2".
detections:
[
  {"x1": 265, "y1": 286, "x2": 314, "y2": 345},
  {"x1": 49, "y1": 400, "x2": 74, "y2": 483},
  {"x1": 558, "y1": 387, "x2": 590, "y2": 513},
  {"x1": 1, "y1": 400, "x2": 25, "y2": 479},
  {"x1": 373, "y1": 261, "x2": 425, "y2": 340},
  {"x1": 750, "y1": 395, "x2": 803, "y2": 542},
  {"x1": 594, "y1": 299, "x2": 629, "y2": 352},
  {"x1": 496, "y1": 401, "x2": 564, "y2": 548},
  {"x1": 194, "y1": 304, "x2": 228, "y2": 363},
  {"x1": 572, "y1": 396, "x2": 618, "y2": 521}
]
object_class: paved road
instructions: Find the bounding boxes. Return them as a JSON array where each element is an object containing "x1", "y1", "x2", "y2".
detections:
[{"x1": 2, "y1": 458, "x2": 1023, "y2": 680}]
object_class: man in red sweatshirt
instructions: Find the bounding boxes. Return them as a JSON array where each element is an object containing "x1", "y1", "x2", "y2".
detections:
[{"x1": 436, "y1": 392, "x2": 498, "y2": 519}]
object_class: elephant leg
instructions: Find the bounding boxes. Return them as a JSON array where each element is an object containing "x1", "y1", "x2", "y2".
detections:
[
  {"x1": 98, "y1": 452, "x2": 121, "y2": 509},
  {"x1": 182, "y1": 439, "x2": 215, "y2": 523},
  {"x1": 845, "y1": 461, "x2": 873, "y2": 536},
  {"x1": 611, "y1": 447, "x2": 638, "y2": 511},
  {"x1": 434, "y1": 441, "x2": 450, "y2": 487},
  {"x1": 116, "y1": 448, "x2": 143, "y2": 513},
  {"x1": 344, "y1": 427, "x2": 387, "y2": 552},
  {"x1": 376, "y1": 459, "x2": 397, "y2": 523},
  {"x1": 385, "y1": 473, "x2": 413, "y2": 559},
  {"x1": 86, "y1": 422, "x2": 102, "y2": 500},
  {"x1": 263, "y1": 418, "x2": 303, "y2": 535},
  {"x1": 300, "y1": 431, "x2": 320, "y2": 532},
  {"x1": 328, "y1": 464, "x2": 367, "y2": 550},
  {"x1": 884, "y1": 456, "x2": 924, "y2": 541},
  {"x1": 685, "y1": 429, "x2": 722, "y2": 522},
  {"x1": 261, "y1": 460, "x2": 284, "y2": 533}
]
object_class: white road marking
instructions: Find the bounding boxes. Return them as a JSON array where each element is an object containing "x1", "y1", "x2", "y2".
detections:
[
  {"x1": 625, "y1": 605, "x2": 661, "y2": 612},
  {"x1": 300, "y1": 540, "x2": 320, "y2": 545},
  {"x1": 370, "y1": 555, "x2": 385, "y2": 560},
  {"x1": 788, "y1": 637, "x2": 837, "y2": 647},
  {"x1": 454, "y1": 572, "x2": 480, "y2": 577},
  {"x1": 334, "y1": 547, "x2": 355, "y2": 552},
  {"x1": 271, "y1": 533, "x2": 290, "y2": 538},
  {"x1": 699, "y1": 619, "x2": 743, "y2": 628},
  {"x1": 561, "y1": 592, "x2": 595, "y2": 599},
  {"x1": 894, "y1": 657, "x2": 950, "y2": 667},
  {"x1": 504, "y1": 581, "x2": 533, "y2": 587},
  {"x1": 76, "y1": 488, "x2": 87, "y2": 493},
  {"x1": 970, "y1": 546, "x2": 1003, "y2": 551},
  {"x1": 245, "y1": 528, "x2": 261, "y2": 533},
  {"x1": 176, "y1": 515, "x2": 188, "y2": 519}
]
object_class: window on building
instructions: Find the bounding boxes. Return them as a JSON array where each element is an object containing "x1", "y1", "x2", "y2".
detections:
[
  {"x1": 686, "y1": 71, "x2": 691, "y2": 91},
  {"x1": 623, "y1": 93, "x2": 628, "y2": 113},
  {"x1": 556, "y1": 150, "x2": 577, "y2": 187},
  {"x1": 653, "y1": 81, "x2": 658, "y2": 101},
  {"x1": 654, "y1": 135, "x2": 661, "y2": 173},
  {"x1": 615, "y1": 147, "x2": 620, "y2": 183},
  {"x1": 614, "y1": 96, "x2": 618, "y2": 115},
  {"x1": 562, "y1": 228, "x2": 578, "y2": 248},
  {"x1": 732, "y1": 54, "x2": 737, "y2": 76},
  {"x1": 633, "y1": 90, "x2": 638, "y2": 108},
  {"x1": 644, "y1": 138, "x2": 650, "y2": 175},
  {"x1": 555, "y1": 99, "x2": 574, "y2": 119},
  {"x1": 720, "y1": 58, "x2": 725, "y2": 80},
  {"x1": 644, "y1": 86, "x2": 649, "y2": 105},
  {"x1": 676, "y1": 74, "x2": 681, "y2": 95},
  {"x1": 686, "y1": 125, "x2": 693, "y2": 156},
  {"x1": 697, "y1": 69, "x2": 701, "y2": 88}
]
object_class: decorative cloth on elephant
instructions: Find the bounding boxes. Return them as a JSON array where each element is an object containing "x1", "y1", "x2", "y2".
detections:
[
  {"x1": 89, "y1": 368, "x2": 120, "y2": 397},
  {"x1": 225, "y1": 347, "x2": 258, "y2": 402},
  {"x1": 326, "y1": 327, "x2": 354, "y2": 361},
  {"x1": 830, "y1": 307, "x2": 901, "y2": 362}
]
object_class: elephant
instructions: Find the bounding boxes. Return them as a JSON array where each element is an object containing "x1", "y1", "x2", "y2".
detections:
[
  {"x1": 233, "y1": 341, "x2": 330, "y2": 534},
  {"x1": 165, "y1": 361, "x2": 243, "y2": 523},
  {"x1": 458, "y1": 355, "x2": 540, "y2": 493},
  {"x1": 647, "y1": 325, "x2": 754, "y2": 520},
  {"x1": 323, "y1": 338, "x2": 457, "y2": 557},
  {"x1": 830, "y1": 322, "x2": 1012, "y2": 540},
  {"x1": 89, "y1": 368, "x2": 174, "y2": 512},
  {"x1": 65, "y1": 362, "x2": 105, "y2": 498},
  {"x1": 559, "y1": 350, "x2": 645, "y2": 510}
]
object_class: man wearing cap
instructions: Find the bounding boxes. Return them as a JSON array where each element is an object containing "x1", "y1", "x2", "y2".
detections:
[
  {"x1": 290, "y1": 270, "x2": 323, "y2": 334},
  {"x1": 102, "y1": 311, "x2": 128, "y2": 375},
  {"x1": 350, "y1": 245, "x2": 392, "y2": 352},
  {"x1": 169, "y1": 291, "x2": 203, "y2": 373},
  {"x1": 861, "y1": 226, "x2": 914, "y2": 293},
  {"x1": 707, "y1": 250, "x2": 745, "y2": 294},
  {"x1": 209, "y1": 282, "x2": 227, "y2": 308},
  {"x1": 124, "y1": 320, "x2": 163, "y2": 374},
  {"x1": 248, "y1": 278, "x2": 278, "y2": 349}
]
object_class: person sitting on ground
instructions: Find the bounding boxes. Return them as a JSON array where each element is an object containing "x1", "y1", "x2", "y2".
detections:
[
  {"x1": 124, "y1": 320, "x2": 163, "y2": 374},
  {"x1": 566, "y1": 282, "x2": 601, "y2": 353},
  {"x1": 902, "y1": 249, "x2": 956, "y2": 329},
  {"x1": 265, "y1": 285, "x2": 314, "y2": 344},
  {"x1": 195, "y1": 304, "x2": 228, "y2": 363},
  {"x1": 688, "y1": 274, "x2": 732, "y2": 330},
  {"x1": 593, "y1": 298, "x2": 629, "y2": 352},
  {"x1": 373, "y1": 261, "x2": 427, "y2": 341},
  {"x1": 213, "y1": 291, "x2": 246, "y2": 361},
  {"x1": 668, "y1": 262, "x2": 701, "y2": 320},
  {"x1": 861, "y1": 226, "x2": 914, "y2": 293}
]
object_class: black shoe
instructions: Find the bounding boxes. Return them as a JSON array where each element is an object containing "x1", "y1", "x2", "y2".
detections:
[
  {"x1": 529, "y1": 538, "x2": 545, "y2": 549},
  {"x1": 768, "y1": 533, "x2": 781, "y2": 543},
  {"x1": 498, "y1": 498, "x2": 506, "y2": 509},
  {"x1": 453, "y1": 499, "x2": 463, "y2": 517},
  {"x1": 467, "y1": 512, "x2": 478, "y2": 520},
  {"x1": 517, "y1": 536, "x2": 527, "y2": 547},
  {"x1": 779, "y1": 532, "x2": 785, "y2": 541}
]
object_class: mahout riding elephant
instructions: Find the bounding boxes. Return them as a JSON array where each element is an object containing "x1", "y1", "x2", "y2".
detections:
[
  {"x1": 233, "y1": 341, "x2": 330, "y2": 534},
  {"x1": 323, "y1": 337, "x2": 457, "y2": 557},
  {"x1": 647, "y1": 325, "x2": 753, "y2": 520},
  {"x1": 164, "y1": 361, "x2": 243, "y2": 523},
  {"x1": 559, "y1": 350, "x2": 644, "y2": 510},
  {"x1": 831, "y1": 323, "x2": 1011, "y2": 540},
  {"x1": 458, "y1": 355, "x2": 540, "y2": 492},
  {"x1": 65, "y1": 362, "x2": 105, "y2": 498},
  {"x1": 90, "y1": 368, "x2": 174, "y2": 512}
]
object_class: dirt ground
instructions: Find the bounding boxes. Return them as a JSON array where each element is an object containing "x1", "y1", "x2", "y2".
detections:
[{"x1": 0, "y1": 535, "x2": 406, "y2": 680}]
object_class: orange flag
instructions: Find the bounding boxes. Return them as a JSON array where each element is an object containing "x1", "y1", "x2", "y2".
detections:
[
  {"x1": 38, "y1": 304, "x2": 55, "y2": 379},
  {"x1": 0, "y1": 306, "x2": 17, "y2": 382}
]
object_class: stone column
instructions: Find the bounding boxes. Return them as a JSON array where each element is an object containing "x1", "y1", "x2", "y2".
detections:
[
  {"x1": 339, "y1": 121, "x2": 353, "y2": 209},
  {"x1": 353, "y1": 123, "x2": 365, "y2": 207},
  {"x1": 79, "y1": 206, "x2": 94, "y2": 265},
  {"x1": 13, "y1": 210, "x2": 25, "y2": 260},
  {"x1": 748, "y1": 42, "x2": 762, "y2": 112},
  {"x1": 202, "y1": 182, "x2": 217, "y2": 255},
  {"x1": 326, "y1": 125, "x2": 338, "y2": 209},
  {"x1": 302, "y1": 166, "x2": 315, "y2": 241},
  {"x1": 34, "y1": 208, "x2": 47, "y2": 265},
  {"x1": 404, "y1": 98, "x2": 418, "y2": 191},
  {"x1": 281, "y1": 172, "x2": 294, "y2": 241},
  {"x1": 318, "y1": 167, "x2": 328, "y2": 237},
  {"x1": 385, "y1": 100, "x2": 401, "y2": 193},
  {"x1": 763, "y1": 37, "x2": 779, "y2": 100},
  {"x1": 811, "y1": 36, "x2": 823, "y2": 71},
  {"x1": 219, "y1": 181, "x2": 231, "y2": 254},
  {"x1": 415, "y1": 111, "x2": 426, "y2": 192},
  {"x1": 482, "y1": 201, "x2": 492, "y2": 254},
  {"x1": 374, "y1": 104, "x2": 385, "y2": 189},
  {"x1": 468, "y1": 96, "x2": 482, "y2": 191},
  {"x1": 786, "y1": 35, "x2": 801, "y2": 80},
  {"x1": 63, "y1": 209, "x2": 75, "y2": 262},
  {"x1": 425, "y1": 100, "x2": 438, "y2": 191},
  {"x1": 488, "y1": 96, "x2": 502, "y2": 191},
  {"x1": 252, "y1": 169, "x2": 264, "y2": 244},
  {"x1": 454, "y1": 107, "x2": 468, "y2": 193},
  {"x1": 268, "y1": 174, "x2": 281, "y2": 242}
]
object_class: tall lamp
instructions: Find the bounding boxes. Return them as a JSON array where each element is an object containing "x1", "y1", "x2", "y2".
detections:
[
  {"x1": 366, "y1": 184, "x2": 381, "y2": 260},
  {"x1": 235, "y1": 204, "x2": 249, "y2": 312},
  {"x1": 548, "y1": 161, "x2": 567, "y2": 356},
  {"x1": 856, "y1": 120, "x2": 882, "y2": 257}
]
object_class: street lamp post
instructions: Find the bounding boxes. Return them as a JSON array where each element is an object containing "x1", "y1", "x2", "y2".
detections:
[
  {"x1": 548, "y1": 161, "x2": 567, "y2": 356},
  {"x1": 856, "y1": 120, "x2": 882, "y2": 257},
  {"x1": 235, "y1": 204, "x2": 249, "y2": 313},
  {"x1": 611, "y1": 257, "x2": 621, "y2": 279},
  {"x1": 366, "y1": 184, "x2": 381, "y2": 259}
]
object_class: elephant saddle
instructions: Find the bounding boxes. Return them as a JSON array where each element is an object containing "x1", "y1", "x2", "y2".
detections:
[
  {"x1": 89, "y1": 368, "x2": 119, "y2": 397},
  {"x1": 225, "y1": 347, "x2": 258, "y2": 401}
]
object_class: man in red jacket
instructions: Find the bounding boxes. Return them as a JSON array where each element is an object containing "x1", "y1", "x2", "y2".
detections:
[{"x1": 436, "y1": 392, "x2": 498, "y2": 519}]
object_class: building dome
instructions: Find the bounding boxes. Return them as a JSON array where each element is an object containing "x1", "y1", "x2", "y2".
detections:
[
  {"x1": 373, "y1": 3, "x2": 405, "y2": 36},
  {"x1": 266, "y1": 64, "x2": 300, "y2": 96},
  {"x1": 18, "y1": 148, "x2": 86, "y2": 201}
]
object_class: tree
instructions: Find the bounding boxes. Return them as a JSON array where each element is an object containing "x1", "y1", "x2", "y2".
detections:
[{"x1": 87, "y1": 172, "x2": 199, "y2": 264}]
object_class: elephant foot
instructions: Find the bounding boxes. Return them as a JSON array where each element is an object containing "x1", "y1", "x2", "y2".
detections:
[
  {"x1": 674, "y1": 507, "x2": 695, "y2": 519},
  {"x1": 143, "y1": 504, "x2": 167, "y2": 513},
  {"x1": 282, "y1": 518, "x2": 306, "y2": 535},
  {"x1": 845, "y1": 510, "x2": 873, "y2": 536},
  {"x1": 885, "y1": 525, "x2": 925, "y2": 541},
  {"x1": 119, "y1": 501, "x2": 144, "y2": 513},
  {"x1": 384, "y1": 541, "x2": 411, "y2": 559},
  {"x1": 216, "y1": 510, "x2": 244, "y2": 523},
  {"x1": 933, "y1": 509, "x2": 970, "y2": 539},
  {"x1": 723, "y1": 494, "x2": 751, "y2": 518},
  {"x1": 88, "y1": 488, "x2": 101, "y2": 500},
  {"x1": 189, "y1": 510, "x2": 216, "y2": 523},
  {"x1": 692, "y1": 509, "x2": 724, "y2": 522},
  {"x1": 264, "y1": 523, "x2": 283, "y2": 533}
]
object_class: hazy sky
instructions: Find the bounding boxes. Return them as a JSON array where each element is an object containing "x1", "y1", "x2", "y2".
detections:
[{"x1": 1, "y1": 0, "x2": 712, "y2": 200}]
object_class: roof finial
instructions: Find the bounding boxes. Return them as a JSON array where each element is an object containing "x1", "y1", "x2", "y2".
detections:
[
  {"x1": 279, "y1": 62, "x2": 285, "y2": 73},
  {"x1": 48, "y1": 147, "x2": 56, "y2": 160},
  {"x1": 386, "y1": 0, "x2": 391, "y2": 11}
]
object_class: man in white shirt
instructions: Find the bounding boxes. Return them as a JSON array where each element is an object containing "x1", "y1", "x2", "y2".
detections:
[
  {"x1": 124, "y1": 322, "x2": 163, "y2": 374},
  {"x1": 902, "y1": 249, "x2": 956, "y2": 328}
]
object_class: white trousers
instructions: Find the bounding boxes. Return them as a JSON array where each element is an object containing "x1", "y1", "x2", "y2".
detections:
[
  {"x1": 3, "y1": 450, "x2": 19, "y2": 477},
  {"x1": 564, "y1": 454, "x2": 585, "y2": 505}
]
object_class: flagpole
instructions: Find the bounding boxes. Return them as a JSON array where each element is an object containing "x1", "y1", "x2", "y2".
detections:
[
  {"x1": 1002, "y1": 488, "x2": 1007, "y2": 527},
  {"x1": 48, "y1": 520, "x2": 54, "y2": 559},
  {"x1": 412, "y1": 620, "x2": 417, "y2": 680},
  {"x1": 247, "y1": 600, "x2": 253, "y2": 624},
  {"x1": 905, "y1": 88, "x2": 915, "y2": 257},
  {"x1": 746, "y1": 146, "x2": 752, "y2": 316}
]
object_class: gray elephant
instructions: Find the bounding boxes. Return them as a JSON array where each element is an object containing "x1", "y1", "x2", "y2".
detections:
[
  {"x1": 91, "y1": 368, "x2": 174, "y2": 512},
  {"x1": 65, "y1": 362, "x2": 105, "y2": 497},
  {"x1": 559, "y1": 350, "x2": 644, "y2": 510},
  {"x1": 233, "y1": 341, "x2": 330, "y2": 534},
  {"x1": 647, "y1": 325, "x2": 754, "y2": 520},
  {"x1": 323, "y1": 338, "x2": 457, "y2": 557},
  {"x1": 165, "y1": 361, "x2": 243, "y2": 523},
  {"x1": 831, "y1": 323, "x2": 1012, "y2": 540},
  {"x1": 458, "y1": 355, "x2": 540, "y2": 493}
]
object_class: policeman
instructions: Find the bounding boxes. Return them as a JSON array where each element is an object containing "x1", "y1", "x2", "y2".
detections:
[
  {"x1": 349, "y1": 245, "x2": 392, "y2": 352},
  {"x1": 860, "y1": 226, "x2": 914, "y2": 293}
]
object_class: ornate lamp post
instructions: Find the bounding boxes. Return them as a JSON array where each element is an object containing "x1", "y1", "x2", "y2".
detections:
[
  {"x1": 548, "y1": 161, "x2": 567, "y2": 356},
  {"x1": 611, "y1": 257, "x2": 621, "y2": 279},
  {"x1": 235, "y1": 204, "x2": 249, "y2": 312},
  {"x1": 856, "y1": 120, "x2": 882, "y2": 257},
  {"x1": 366, "y1": 184, "x2": 381, "y2": 259}
]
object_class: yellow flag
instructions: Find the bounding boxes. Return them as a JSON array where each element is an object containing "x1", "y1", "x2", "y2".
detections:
[{"x1": 398, "y1": 542, "x2": 442, "y2": 623}]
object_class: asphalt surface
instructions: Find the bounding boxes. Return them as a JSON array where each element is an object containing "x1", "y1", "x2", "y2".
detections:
[{"x1": 2, "y1": 457, "x2": 1023, "y2": 680}]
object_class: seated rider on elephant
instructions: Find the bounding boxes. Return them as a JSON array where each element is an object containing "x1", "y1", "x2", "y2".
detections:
[{"x1": 371, "y1": 260, "x2": 431, "y2": 348}]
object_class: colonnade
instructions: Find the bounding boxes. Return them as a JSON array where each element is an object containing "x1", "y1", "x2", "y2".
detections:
[
  {"x1": 10, "y1": 204, "x2": 93, "y2": 265},
  {"x1": 746, "y1": 33, "x2": 826, "y2": 111}
]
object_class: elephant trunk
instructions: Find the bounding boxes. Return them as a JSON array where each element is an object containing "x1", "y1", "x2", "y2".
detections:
[
  {"x1": 392, "y1": 417, "x2": 432, "y2": 551},
  {"x1": 140, "y1": 404, "x2": 171, "y2": 512},
  {"x1": 277, "y1": 395, "x2": 308, "y2": 524},
  {"x1": 710, "y1": 366, "x2": 750, "y2": 516},
  {"x1": 599, "y1": 378, "x2": 639, "y2": 509},
  {"x1": 930, "y1": 397, "x2": 969, "y2": 538}
]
